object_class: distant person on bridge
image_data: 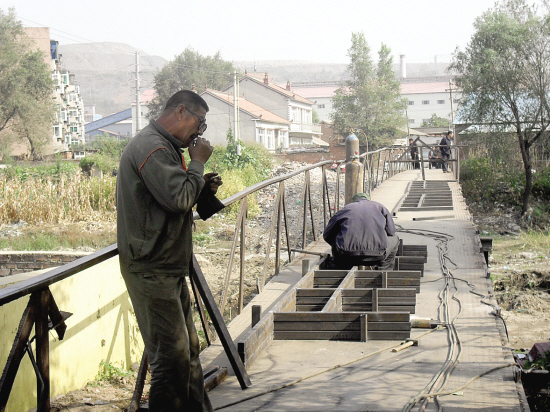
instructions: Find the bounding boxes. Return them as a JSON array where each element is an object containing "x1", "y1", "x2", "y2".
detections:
[
  {"x1": 117, "y1": 90, "x2": 222, "y2": 412},
  {"x1": 440, "y1": 131, "x2": 453, "y2": 173},
  {"x1": 323, "y1": 193, "x2": 400, "y2": 270},
  {"x1": 409, "y1": 138, "x2": 420, "y2": 169}
]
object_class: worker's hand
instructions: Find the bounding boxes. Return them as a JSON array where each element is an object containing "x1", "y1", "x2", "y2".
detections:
[
  {"x1": 204, "y1": 172, "x2": 223, "y2": 194},
  {"x1": 188, "y1": 137, "x2": 213, "y2": 164}
]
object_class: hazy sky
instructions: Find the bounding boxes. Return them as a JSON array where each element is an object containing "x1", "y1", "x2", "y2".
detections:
[{"x1": 5, "y1": 0, "x2": 510, "y2": 64}]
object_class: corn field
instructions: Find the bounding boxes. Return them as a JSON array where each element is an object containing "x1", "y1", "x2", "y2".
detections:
[{"x1": 0, "y1": 172, "x2": 116, "y2": 224}]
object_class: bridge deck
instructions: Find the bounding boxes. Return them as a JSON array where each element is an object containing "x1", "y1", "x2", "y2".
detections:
[{"x1": 201, "y1": 169, "x2": 527, "y2": 411}]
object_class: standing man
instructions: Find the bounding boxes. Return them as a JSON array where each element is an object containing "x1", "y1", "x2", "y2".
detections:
[
  {"x1": 409, "y1": 138, "x2": 420, "y2": 169},
  {"x1": 440, "y1": 131, "x2": 453, "y2": 173},
  {"x1": 117, "y1": 90, "x2": 221, "y2": 412},
  {"x1": 323, "y1": 193, "x2": 400, "y2": 270}
]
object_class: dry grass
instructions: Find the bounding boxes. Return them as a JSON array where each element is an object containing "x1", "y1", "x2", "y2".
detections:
[{"x1": 0, "y1": 173, "x2": 116, "y2": 225}]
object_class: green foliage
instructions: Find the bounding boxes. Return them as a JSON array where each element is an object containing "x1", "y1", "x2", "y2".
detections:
[
  {"x1": 450, "y1": 0, "x2": 550, "y2": 214},
  {"x1": 421, "y1": 114, "x2": 449, "y2": 128},
  {"x1": 460, "y1": 156, "x2": 524, "y2": 207},
  {"x1": 79, "y1": 136, "x2": 128, "y2": 175},
  {"x1": 0, "y1": 161, "x2": 79, "y2": 182},
  {"x1": 148, "y1": 48, "x2": 236, "y2": 119},
  {"x1": 524, "y1": 351, "x2": 550, "y2": 370},
  {"x1": 532, "y1": 168, "x2": 550, "y2": 201},
  {"x1": 95, "y1": 360, "x2": 133, "y2": 384},
  {"x1": 331, "y1": 33, "x2": 406, "y2": 150},
  {"x1": 0, "y1": 8, "x2": 55, "y2": 158}
]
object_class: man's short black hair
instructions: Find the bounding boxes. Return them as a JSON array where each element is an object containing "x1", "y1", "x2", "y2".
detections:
[
  {"x1": 446, "y1": 130, "x2": 453, "y2": 136},
  {"x1": 164, "y1": 90, "x2": 209, "y2": 113}
]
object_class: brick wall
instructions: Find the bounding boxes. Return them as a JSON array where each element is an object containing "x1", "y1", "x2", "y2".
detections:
[{"x1": 0, "y1": 252, "x2": 89, "y2": 277}]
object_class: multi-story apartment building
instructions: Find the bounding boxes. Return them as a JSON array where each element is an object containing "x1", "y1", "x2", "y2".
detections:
[{"x1": 24, "y1": 28, "x2": 86, "y2": 153}]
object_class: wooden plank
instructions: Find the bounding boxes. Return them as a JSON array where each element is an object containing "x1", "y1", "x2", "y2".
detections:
[
  {"x1": 314, "y1": 279, "x2": 344, "y2": 286},
  {"x1": 378, "y1": 297, "x2": 416, "y2": 304},
  {"x1": 274, "y1": 331, "x2": 360, "y2": 341},
  {"x1": 296, "y1": 289, "x2": 335, "y2": 297},
  {"x1": 342, "y1": 289, "x2": 374, "y2": 298},
  {"x1": 342, "y1": 305, "x2": 373, "y2": 311},
  {"x1": 387, "y1": 279, "x2": 420, "y2": 287},
  {"x1": 377, "y1": 288, "x2": 416, "y2": 297},
  {"x1": 274, "y1": 322, "x2": 360, "y2": 332},
  {"x1": 379, "y1": 305, "x2": 415, "y2": 313},
  {"x1": 322, "y1": 289, "x2": 342, "y2": 313},
  {"x1": 367, "y1": 312, "x2": 409, "y2": 322},
  {"x1": 386, "y1": 271, "x2": 422, "y2": 279},
  {"x1": 296, "y1": 297, "x2": 332, "y2": 304},
  {"x1": 274, "y1": 312, "x2": 365, "y2": 322},
  {"x1": 355, "y1": 279, "x2": 382, "y2": 288},
  {"x1": 367, "y1": 331, "x2": 410, "y2": 340},
  {"x1": 342, "y1": 297, "x2": 372, "y2": 304},
  {"x1": 365, "y1": 322, "x2": 411, "y2": 331},
  {"x1": 296, "y1": 305, "x2": 326, "y2": 311},
  {"x1": 237, "y1": 313, "x2": 274, "y2": 352},
  {"x1": 340, "y1": 270, "x2": 356, "y2": 289},
  {"x1": 313, "y1": 270, "x2": 349, "y2": 278}
]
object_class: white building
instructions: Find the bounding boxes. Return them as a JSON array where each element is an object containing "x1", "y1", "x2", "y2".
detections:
[
  {"x1": 401, "y1": 77, "x2": 461, "y2": 129},
  {"x1": 201, "y1": 89, "x2": 291, "y2": 150},
  {"x1": 24, "y1": 27, "x2": 86, "y2": 153}
]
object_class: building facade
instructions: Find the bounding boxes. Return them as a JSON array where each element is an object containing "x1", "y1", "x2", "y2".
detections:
[
  {"x1": 24, "y1": 27, "x2": 86, "y2": 153},
  {"x1": 200, "y1": 89, "x2": 291, "y2": 150},
  {"x1": 223, "y1": 74, "x2": 322, "y2": 147}
]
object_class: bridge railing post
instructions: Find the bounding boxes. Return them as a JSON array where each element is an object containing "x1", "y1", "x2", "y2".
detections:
[{"x1": 345, "y1": 133, "x2": 362, "y2": 205}]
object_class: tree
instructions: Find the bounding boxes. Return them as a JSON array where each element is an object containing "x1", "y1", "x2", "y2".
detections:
[
  {"x1": 450, "y1": 0, "x2": 550, "y2": 215},
  {"x1": 331, "y1": 33, "x2": 406, "y2": 149},
  {"x1": 0, "y1": 8, "x2": 54, "y2": 159},
  {"x1": 148, "y1": 47, "x2": 236, "y2": 119},
  {"x1": 421, "y1": 113, "x2": 449, "y2": 128}
]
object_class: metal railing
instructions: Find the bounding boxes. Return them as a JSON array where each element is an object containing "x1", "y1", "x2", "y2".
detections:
[{"x1": 0, "y1": 145, "x2": 407, "y2": 411}]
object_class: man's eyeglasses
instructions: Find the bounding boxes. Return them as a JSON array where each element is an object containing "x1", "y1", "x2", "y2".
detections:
[{"x1": 174, "y1": 105, "x2": 207, "y2": 133}]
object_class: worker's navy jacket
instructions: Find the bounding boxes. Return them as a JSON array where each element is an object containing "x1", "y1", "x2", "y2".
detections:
[{"x1": 323, "y1": 198, "x2": 396, "y2": 257}]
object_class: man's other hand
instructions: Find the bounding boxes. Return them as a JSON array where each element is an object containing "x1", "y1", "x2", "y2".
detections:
[
  {"x1": 188, "y1": 137, "x2": 213, "y2": 164},
  {"x1": 204, "y1": 172, "x2": 223, "y2": 194}
]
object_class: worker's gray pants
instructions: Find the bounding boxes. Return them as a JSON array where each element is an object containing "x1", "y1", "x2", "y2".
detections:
[
  {"x1": 121, "y1": 270, "x2": 212, "y2": 412},
  {"x1": 333, "y1": 235, "x2": 400, "y2": 270}
]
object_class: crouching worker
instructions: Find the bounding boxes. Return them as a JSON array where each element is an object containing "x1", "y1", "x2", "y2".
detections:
[{"x1": 323, "y1": 193, "x2": 399, "y2": 270}]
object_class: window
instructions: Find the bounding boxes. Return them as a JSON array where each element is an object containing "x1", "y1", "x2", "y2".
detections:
[
  {"x1": 266, "y1": 129, "x2": 275, "y2": 149},
  {"x1": 437, "y1": 100, "x2": 445, "y2": 104},
  {"x1": 422, "y1": 100, "x2": 430, "y2": 105},
  {"x1": 257, "y1": 128, "x2": 265, "y2": 144},
  {"x1": 278, "y1": 130, "x2": 288, "y2": 147},
  {"x1": 408, "y1": 119, "x2": 415, "y2": 124},
  {"x1": 291, "y1": 107, "x2": 301, "y2": 123},
  {"x1": 422, "y1": 119, "x2": 430, "y2": 124},
  {"x1": 408, "y1": 101, "x2": 414, "y2": 106},
  {"x1": 453, "y1": 99, "x2": 460, "y2": 104},
  {"x1": 317, "y1": 104, "x2": 325, "y2": 109},
  {"x1": 53, "y1": 125, "x2": 61, "y2": 137}
]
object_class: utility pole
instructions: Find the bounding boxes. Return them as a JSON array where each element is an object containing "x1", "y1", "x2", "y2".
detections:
[
  {"x1": 233, "y1": 71, "x2": 241, "y2": 143},
  {"x1": 135, "y1": 52, "x2": 141, "y2": 134},
  {"x1": 446, "y1": 79, "x2": 458, "y2": 127}
]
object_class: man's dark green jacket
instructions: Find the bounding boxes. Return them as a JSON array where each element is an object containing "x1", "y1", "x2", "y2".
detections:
[{"x1": 116, "y1": 120, "x2": 205, "y2": 276}]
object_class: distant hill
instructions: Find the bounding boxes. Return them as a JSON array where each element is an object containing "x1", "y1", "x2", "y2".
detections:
[
  {"x1": 59, "y1": 42, "x2": 167, "y2": 116},
  {"x1": 58, "y1": 42, "x2": 452, "y2": 117}
]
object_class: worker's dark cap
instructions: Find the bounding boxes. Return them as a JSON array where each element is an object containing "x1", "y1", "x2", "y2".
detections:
[{"x1": 352, "y1": 193, "x2": 370, "y2": 202}]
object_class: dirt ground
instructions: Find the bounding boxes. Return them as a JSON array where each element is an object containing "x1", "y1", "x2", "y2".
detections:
[{"x1": 24, "y1": 165, "x2": 549, "y2": 411}]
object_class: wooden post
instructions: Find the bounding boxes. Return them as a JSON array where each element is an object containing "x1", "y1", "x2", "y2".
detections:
[
  {"x1": 302, "y1": 259, "x2": 311, "y2": 276},
  {"x1": 360, "y1": 314, "x2": 368, "y2": 342},
  {"x1": 35, "y1": 290, "x2": 50, "y2": 411},
  {"x1": 252, "y1": 305, "x2": 261, "y2": 328},
  {"x1": 191, "y1": 256, "x2": 252, "y2": 389}
]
